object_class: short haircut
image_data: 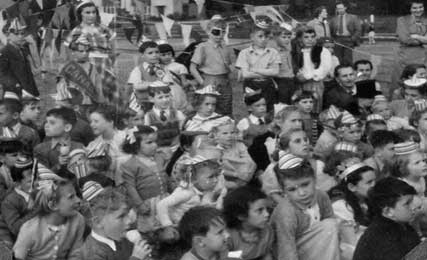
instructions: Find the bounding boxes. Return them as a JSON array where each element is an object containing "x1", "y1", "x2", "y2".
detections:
[
  {"x1": 401, "y1": 64, "x2": 426, "y2": 80},
  {"x1": 275, "y1": 160, "x2": 314, "y2": 186},
  {"x1": 138, "y1": 41, "x2": 158, "y2": 54},
  {"x1": 158, "y1": 43, "x2": 175, "y2": 57},
  {"x1": 368, "y1": 130, "x2": 401, "y2": 149},
  {"x1": 0, "y1": 139, "x2": 23, "y2": 154},
  {"x1": 292, "y1": 90, "x2": 314, "y2": 104},
  {"x1": 178, "y1": 206, "x2": 224, "y2": 246},
  {"x1": 368, "y1": 177, "x2": 416, "y2": 217},
  {"x1": 313, "y1": 6, "x2": 327, "y2": 18},
  {"x1": 394, "y1": 128, "x2": 421, "y2": 143},
  {"x1": 295, "y1": 25, "x2": 316, "y2": 39},
  {"x1": 354, "y1": 59, "x2": 373, "y2": 70},
  {"x1": 0, "y1": 98, "x2": 23, "y2": 114},
  {"x1": 21, "y1": 98, "x2": 40, "y2": 108},
  {"x1": 88, "y1": 187, "x2": 129, "y2": 220},
  {"x1": 46, "y1": 107, "x2": 77, "y2": 126},
  {"x1": 334, "y1": 63, "x2": 354, "y2": 78},
  {"x1": 88, "y1": 104, "x2": 118, "y2": 126},
  {"x1": 148, "y1": 85, "x2": 171, "y2": 97},
  {"x1": 223, "y1": 186, "x2": 267, "y2": 229},
  {"x1": 121, "y1": 125, "x2": 156, "y2": 154}
]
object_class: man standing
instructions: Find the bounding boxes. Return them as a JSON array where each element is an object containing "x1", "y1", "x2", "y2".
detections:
[
  {"x1": 323, "y1": 64, "x2": 360, "y2": 115},
  {"x1": 330, "y1": 1, "x2": 362, "y2": 64}
]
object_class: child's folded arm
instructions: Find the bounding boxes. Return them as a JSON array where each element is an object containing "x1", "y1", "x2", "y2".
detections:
[
  {"x1": 121, "y1": 164, "x2": 146, "y2": 211},
  {"x1": 156, "y1": 188, "x2": 194, "y2": 226}
]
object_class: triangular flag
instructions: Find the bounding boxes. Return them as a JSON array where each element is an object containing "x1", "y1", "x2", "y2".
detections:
[
  {"x1": 123, "y1": 27, "x2": 135, "y2": 43},
  {"x1": 54, "y1": 29, "x2": 62, "y2": 54},
  {"x1": 155, "y1": 22, "x2": 168, "y2": 40},
  {"x1": 181, "y1": 24, "x2": 192, "y2": 47},
  {"x1": 199, "y1": 20, "x2": 209, "y2": 32},
  {"x1": 161, "y1": 15, "x2": 175, "y2": 37},
  {"x1": 132, "y1": 18, "x2": 143, "y2": 43},
  {"x1": 194, "y1": 0, "x2": 205, "y2": 15},
  {"x1": 36, "y1": 0, "x2": 43, "y2": 10},
  {"x1": 99, "y1": 12, "x2": 116, "y2": 26},
  {"x1": 224, "y1": 23, "x2": 230, "y2": 45}
]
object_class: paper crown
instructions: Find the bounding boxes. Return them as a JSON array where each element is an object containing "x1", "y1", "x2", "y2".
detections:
[
  {"x1": 82, "y1": 181, "x2": 104, "y2": 201},
  {"x1": 278, "y1": 151, "x2": 303, "y2": 170},
  {"x1": 37, "y1": 163, "x2": 65, "y2": 182},
  {"x1": 195, "y1": 85, "x2": 220, "y2": 96},
  {"x1": 414, "y1": 99, "x2": 427, "y2": 112},
  {"x1": 404, "y1": 77, "x2": 427, "y2": 88},
  {"x1": 76, "y1": 0, "x2": 95, "y2": 10},
  {"x1": 182, "y1": 155, "x2": 210, "y2": 166},
  {"x1": 339, "y1": 111, "x2": 358, "y2": 125},
  {"x1": 22, "y1": 89, "x2": 40, "y2": 101},
  {"x1": 14, "y1": 156, "x2": 33, "y2": 169},
  {"x1": 366, "y1": 114, "x2": 385, "y2": 122},
  {"x1": 211, "y1": 14, "x2": 223, "y2": 20},
  {"x1": 394, "y1": 141, "x2": 419, "y2": 156},
  {"x1": 339, "y1": 162, "x2": 369, "y2": 181},
  {"x1": 279, "y1": 22, "x2": 293, "y2": 32},
  {"x1": 334, "y1": 141, "x2": 358, "y2": 153},
  {"x1": 7, "y1": 17, "x2": 27, "y2": 32},
  {"x1": 3, "y1": 91, "x2": 20, "y2": 101},
  {"x1": 254, "y1": 16, "x2": 272, "y2": 29},
  {"x1": 373, "y1": 95, "x2": 387, "y2": 103},
  {"x1": 148, "y1": 80, "x2": 170, "y2": 88},
  {"x1": 69, "y1": 148, "x2": 87, "y2": 158},
  {"x1": 326, "y1": 105, "x2": 342, "y2": 120}
]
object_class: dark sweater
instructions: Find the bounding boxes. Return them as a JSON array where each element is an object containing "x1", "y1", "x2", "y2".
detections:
[
  {"x1": 353, "y1": 216, "x2": 420, "y2": 260},
  {"x1": 79, "y1": 234, "x2": 138, "y2": 260}
]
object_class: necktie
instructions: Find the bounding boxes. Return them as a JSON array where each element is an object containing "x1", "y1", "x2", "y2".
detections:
[
  {"x1": 258, "y1": 118, "x2": 265, "y2": 125},
  {"x1": 338, "y1": 15, "x2": 344, "y2": 35},
  {"x1": 148, "y1": 64, "x2": 155, "y2": 76},
  {"x1": 160, "y1": 110, "x2": 167, "y2": 121}
]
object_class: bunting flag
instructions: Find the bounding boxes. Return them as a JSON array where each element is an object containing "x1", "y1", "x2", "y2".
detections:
[
  {"x1": 181, "y1": 24, "x2": 192, "y2": 47},
  {"x1": 155, "y1": 22, "x2": 168, "y2": 40},
  {"x1": 123, "y1": 27, "x2": 135, "y2": 43},
  {"x1": 100, "y1": 12, "x2": 116, "y2": 26},
  {"x1": 161, "y1": 15, "x2": 175, "y2": 37},
  {"x1": 131, "y1": 17, "x2": 144, "y2": 43},
  {"x1": 194, "y1": 0, "x2": 205, "y2": 15}
]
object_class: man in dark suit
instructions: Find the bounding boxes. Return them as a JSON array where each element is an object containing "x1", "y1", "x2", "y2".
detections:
[
  {"x1": 0, "y1": 17, "x2": 39, "y2": 98},
  {"x1": 330, "y1": 1, "x2": 362, "y2": 64},
  {"x1": 323, "y1": 64, "x2": 360, "y2": 116}
]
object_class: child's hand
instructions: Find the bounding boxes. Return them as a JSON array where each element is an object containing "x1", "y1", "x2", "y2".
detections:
[
  {"x1": 159, "y1": 226, "x2": 179, "y2": 242},
  {"x1": 131, "y1": 239, "x2": 152, "y2": 260}
]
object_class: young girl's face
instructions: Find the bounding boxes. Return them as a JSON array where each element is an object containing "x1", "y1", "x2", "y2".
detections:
[
  {"x1": 198, "y1": 96, "x2": 217, "y2": 117},
  {"x1": 193, "y1": 166, "x2": 219, "y2": 192},
  {"x1": 341, "y1": 124, "x2": 362, "y2": 143},
  {"x1": 139, "y1": 133, "x2": 158, "y2": 157},
  {"x1": 406, "y1": 152, "x2": 427, "y2": 178},
  {"x1": 278, "y1": 111, "x2": 303, "y2": 133},
  {"x1": 90, "y1": 112, "x2": 114, "y2": 136},
  {"x1": 159, "y1": 51, "x2": 173, "y2": 65},
  {"x1": 276, "y1": 32, "x2": 292, "y2": 47},
  {"x1": 297, "y1": 98, "x2": 314, "y2": 114},
  {"x1": 287, "y1": 131, "x2": 310, "y2": 158},
  {"x1": 250, "y1": 98, "x2": 267, "y2": 118},
  {"x1": 214, "y1": 124, "x2": 236, "y2": 146},
  {"x1": 373, "y1": 102, "x2": 392, "y2": 120},
  {"x1": 142, "y1": 47, "x2": 160, "y2": 64},
  {"x1": 350, "y1": 170, "x2": 376, "y2": 199},
  {"x1": 81, "y1": 5, "x2": 97, "y2": 25},
  {"x1": 0, "y1": 152, "x2": 19, "y2": 168},
  {"x1": 244, "y1": 198, "x2": 270, "y2": 229},
  {"x1": 283, "y1": 176, "x2": 316, "y2": 207},
  {"x1": 56, "y1": 183, "x2": 81, "y2": 217},
  {"x1": 417, "y1": 111, "x2": 427, "y2": 132}
]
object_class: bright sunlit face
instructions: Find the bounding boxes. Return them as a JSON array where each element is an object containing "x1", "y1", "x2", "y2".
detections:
[
  {"x1": 372, "y1": 102, "x2": 392, "y2": 120},
  {"x1": 276, "y1": 32, "x2": 292, "y2": 48},
  {"x1": 214, "y1": 123, "x2": 236, "y2": 147},
  {"x1": 44, "y1": 116, "x2": 70, "y2": 137},
  {"x1": 341, "y1": 124, "x2": 362, "y2": 143},
  {"x1": 151, "y1": 92, "x2": 171, "y2": 110},
  {"x1": 21, "y1": 103, "x2": 41, "y2": 123},
  {"x1": 197, "y1": 96, "x2": 217, "y2": 117},
  {"x1": 251, "y1": 30, "x2": 268, "y2": 49},
  {"x1": 411, "y1": 3, "x2": 424, "y2": 18},
  {"x1": 406, "y1": 151, "x2": 427, "y2": 178},
  {"x1": 249, "y1": 98, "x2": 267, "y2": 118},
  {"x1": 287, "y1": 131, "x2": 311, "y2": 158},
  {"x1": 417, "y1": 111, "x2": 427, "y2": 132},
  {"x1": 81, "y1": 5, "x2": 97, "y2": 25},
  {"x1": 97, "y1": 204, "x2": 132, "y2": 241},
  {"x1": 193, "y1": 165, "x2": 220, "y2": 192},
  {"x1": 319, "y1": 9, "x2": 328, "y2": 19},
  {"x1": 356, "y1": 63, "x2": 373, "y2": 80},
  {"x1": 336, "y1": 67, "x2": 356, "y2": 90},
  {"x1": 199, "y1": 220, "x2": 229, "y2": 253},
  {"x1": 277, "y1": 111, "x2": 303, "y2": 133},
  {"x1": 89, "y1": 112, "x2": 114, "y2": 136},
  {"x1": 297, "y1": 98, "x2": 314, "y2": 114},
  {"x1": 55, "y1": 183, "x2": 81, "y2": 217}
]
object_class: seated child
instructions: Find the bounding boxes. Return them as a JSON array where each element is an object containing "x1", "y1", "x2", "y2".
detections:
[
  {"x1": 353, "y1": 178, "x2": 420, "y2": 260},
  {"x1": 178, "y1": 206, "x2": 229, "y2": 260},
  {"x1": 213, "y1": 120, "x2": 256, "y2": 189},
  {"x1": 120, "y1": 125, "x2": 170, "y2": 233},
  {"x1": 0, "y1": 156, "x2": 35, "y2": 246},
  {"x1": 183, "y1": 85, "x2": 231, "y2": 132},
  {"x1": 270, "y1": 156, "x2": 340, "y2": 260},
  {"x1": 328, "y1": 162, "x2": 376, "y2": 260},
  {"x1": 392, "y1": 64, "x2": 427, "y2": 100},
  {"x1": 144, "y1": 81, "x2": 186, "y2": 153},
  {"x1": 13, "y1": 168, "x2": 85, "y2": 260},
  {"x1": 0, "y1": 139, "x2": 22, "y2": 201},
  {"x1": 79, "y1": 187, "x2": 152, "y2": 260},
  {"x1": 0, "y1": 98, "x2": 39, "y2": 153},
  {"x1": 223, "y1": 186, "x2": 273, "y2": 260},
  {"x1": 157, "y1": 155, "x2": 225, "y2": 240},
  {"x1": 390, "y1": 77, "x2": 427, "y2": 119},
  {"x1": 313, "y1": 105, "x2": 340, "y2": 160},
  {"x1": 364, "y1": 130, "x2": 400, "y2": 180},
  {"x1": 293, "y1": 90, "x2": 321, "y2": 145},
  {"x1": 371, "y1": 95, "x2": 411, "y2": 131},
  {"x1": 34, "y1": 107, "x2": 84, "y2": 172}
]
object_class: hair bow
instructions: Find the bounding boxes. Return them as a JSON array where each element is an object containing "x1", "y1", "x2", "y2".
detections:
[{"x1": 126, "y1": 126, "x2": 139, "y2": 144}]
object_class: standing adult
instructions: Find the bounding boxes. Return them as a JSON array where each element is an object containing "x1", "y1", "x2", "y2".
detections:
[
  {"x1": 393, "y1": 1, "x2": 427, "y2": 94},
  {"x1": 307, "y1": 6, "x2": 331, "y2": 39},
  {"x1": 330, "y1": 1, "x2": 362, "y2": 64}
]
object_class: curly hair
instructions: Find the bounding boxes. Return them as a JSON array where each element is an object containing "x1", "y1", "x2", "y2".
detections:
[{"x1": 121, "y1": 125, "x2": 157, "y2": 154}]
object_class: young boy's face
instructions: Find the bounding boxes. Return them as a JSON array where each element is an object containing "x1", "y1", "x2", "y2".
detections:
[
  {"x1": 199, "y1": 219, "x2": 229, "y2": 253},
  {"x1": 297, "y1": 98, "x2": 314, "y2": 114},
  {"x1": 44, "y1": 115, "x2": 71, "y2": 137},
  {"x1": 407, "y1": 152, "x2": 427, "y2": 178},
  {"x1": 356, "y1": 63, "x2": 373, "y2": 80},
  {"x1": 386, "y1": 194, "x2": 416, "y2": 223},
  {"x1": 97, "y1": 204, "x2": 132, "y2": 241},
  {"x1": 214, "y1": 124, "x2": 235, "y2": 146},
  {"x1": 7, "y1": 30, "x2": 26, "y2": 46},
  {"x1": 302, "y1": 32, "x2": 316, "y2": 48},
  {"x1": 340, "y1": 124, "x2": 362, "y2": 143},
  {"x1": 380, "y1": 143, "x2": 395, "y2": 165},
  {"x1": 198, "y1": 96, "x2": 217, "y2": 117},
  {"x1": 283, "y1": 176, "x2": 316, "y2": 207},
  {"x1": 349, "y1": 170, "x2": 376, "y2": 198},
  {"x1": 404, "y1": 88, "x2": 423, "y2": 102},
  {"x1": 245, "y1": 198, "x2": 270, "y2": 229},
  {"x1": 139, "y1": 133, "x2": 158, "y2": 157},
  {"x1": 276, "y1": 32, "x2": 292, "y2": 47},
  {"x1": 0, "y1": 105, "x2": 18, "y2": 127},
  {"x1": 0, "y1": 152, "x2": 19, "y2": 168},
  {"x1": 288, "y1": 131, "x2": 311, "y2": 158},
  {"x1": 129, "y1": 110, "x2": 145, "y2": 127},
  {"x1": 278, "y1": 111, "x2": 303, "y2": 133},
  {"x1": 142, "y1": 47, "x2": 160, "y2": 64},
  {"x1": 89, "y1": 112, "x2": 113, "y2": 136},
  {"x1": 159, "y1": 51, "x2": 173, "y2": 65},
  {"x1": 193, "y1": 166, "x2": 219, "y2": 192},
  {"x1": 416, "y1": 67, "x2": 427, "y2": 79},
  {"x1": 251, "y1": 30, "x2": 268, "y2": 49},
  {"x1": 209, "y1": 26, "x2": 225, "y2": 44},
  {"x1": 249, "y1": 98, "x2": 267, "y2": 118},
  {"x1": 19, "y1": 169, "x2": 33, "y2": 193},
  {"x1": 21, "y1": 102, "x2": 41, "y2": 122},
  {"x1": 151, "y1": 91, "x2": 171, "y2": 110},
  {"x1": 373, "y1": 102, "x2": 392, "y2": 120}
]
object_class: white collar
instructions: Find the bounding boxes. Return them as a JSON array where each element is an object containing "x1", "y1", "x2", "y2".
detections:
[
  {"x1": 142, "y1": 62, "x2": 160, "y2": 70},
  {"x1": 152, "y1": 106, "x2": 170, "y2": 117},
  {"x1": 91, "y1": 231, "x2": 117, "y2": 251},
  {"x1": 248, "y1": 114, "x2": 264, "y2": 124},
  {"x1": 14, "y1": 187, "x2": 30, "y2": 203},
  {"x1": 193, "y1": 112, "x2": 220, "y2": 121}
]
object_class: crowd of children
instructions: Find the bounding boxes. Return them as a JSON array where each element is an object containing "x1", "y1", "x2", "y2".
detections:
[{"x1": 3, "y1": 2, "x2": 427, "y2": 260}]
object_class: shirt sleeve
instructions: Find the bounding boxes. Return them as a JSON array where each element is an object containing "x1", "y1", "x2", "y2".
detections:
[
  {"x1": 396, "y1": 17, "x2": 421, "y2": 46},
  {"x1": 271, "y1": 205, "x2": 299, "y2": 260},
  {"x1": 13, "y1": 221, "x2": 34, "y2": 259},
  {"x1": 121, "y1": 162, "x2": 144, "y2": 208},
  {"x1": 156, "y1": 187, "x2": 194, "y2": 226},
  {"x1": 190, "y1": 44, "x2": 204, "y2": 65},
  {"x1": 235, "y1": 49, "x2": 248, "y2": 70},
  {"x1": 127, "y1": 67, "x2": 142, "y2": 85}
]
